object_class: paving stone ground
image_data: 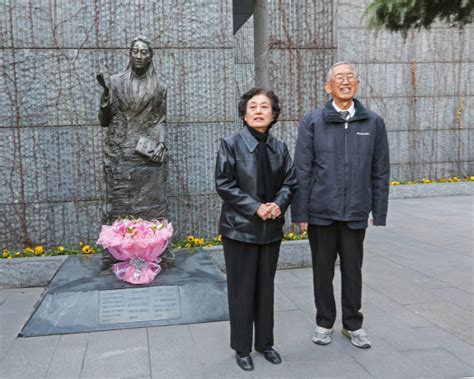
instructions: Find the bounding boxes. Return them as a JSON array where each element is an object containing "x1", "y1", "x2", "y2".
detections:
[{"x1": 0, "y1": 196, "x2": 472, "y2": 378}]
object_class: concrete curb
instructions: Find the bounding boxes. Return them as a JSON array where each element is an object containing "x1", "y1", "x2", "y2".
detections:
[
  {"x1": 0, "y1": 256, "x2": 67, "y2": 289},
  {"x1": 201, "y1": 239, "x2": 312, "y2": 273},
  {"x1": 389, "y1": 181, "x2": 473, "y2": 199}
]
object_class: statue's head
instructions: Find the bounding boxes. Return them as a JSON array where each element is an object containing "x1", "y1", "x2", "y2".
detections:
[{"x1": 129, "y1": 35, "x2": 153, "y2": 75}]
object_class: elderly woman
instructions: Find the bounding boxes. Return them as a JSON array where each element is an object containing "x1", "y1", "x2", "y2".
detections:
[{"x1": 215, "y1": 88, "x2": 298, "y2": 371}]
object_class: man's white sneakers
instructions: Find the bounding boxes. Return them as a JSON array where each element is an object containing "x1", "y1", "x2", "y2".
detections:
[
  {"x1": 311, "y1": 325, "x2": 333, "y2": 345},
  {"x1": 312, "y1": 326, "x2": 372, "y2": 348},
  {"x1": 342, "y1": 328, "x2": 372, "y2": 348}
]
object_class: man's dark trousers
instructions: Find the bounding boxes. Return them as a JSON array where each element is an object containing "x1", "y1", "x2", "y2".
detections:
[
  {"x1": 308, "y1": 222, "x2": 366, "y2": 331},
  {"x1": 223, "y1": 237, "x2": 280, "y2": 354}
]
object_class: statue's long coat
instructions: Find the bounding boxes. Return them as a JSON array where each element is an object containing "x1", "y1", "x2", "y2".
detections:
[{"x1": 99, "y1": 63, "x2": 167, "y2": 222}]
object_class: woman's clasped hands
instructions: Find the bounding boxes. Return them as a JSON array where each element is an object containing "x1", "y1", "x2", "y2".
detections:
[{"x1": 256, "y1": 203, "x2": 281, "y2": 220}]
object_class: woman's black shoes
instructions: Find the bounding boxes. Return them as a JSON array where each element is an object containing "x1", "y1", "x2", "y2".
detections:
[
  {"x1": 235, "y1": 348, "x2": 281, "y2": 370},
  {"x1": 236, "y1": 353, "x2": 254, "y2": 371},
  {"x1": 257, "y1": 347, "x2": 282, "y2": 365}
]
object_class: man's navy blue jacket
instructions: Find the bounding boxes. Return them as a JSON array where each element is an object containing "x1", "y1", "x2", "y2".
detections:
[{"x1": 291, "y1": 99, "x2": 390, "y2": 227}]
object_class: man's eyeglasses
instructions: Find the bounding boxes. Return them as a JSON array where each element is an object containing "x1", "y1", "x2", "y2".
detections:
[{"x1": 331, "y1": 73, "x2": 357, "y2": 83}]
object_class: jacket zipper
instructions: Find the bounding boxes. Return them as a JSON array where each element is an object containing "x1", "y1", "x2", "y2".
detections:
[{"x1": 343, "y1": 122, "x2": 348, "y2": 216}]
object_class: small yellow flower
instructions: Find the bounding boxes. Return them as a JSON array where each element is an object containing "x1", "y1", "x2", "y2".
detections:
[
  {"x1": 390, "y1": 181, "x2": 401, "y2": 185},
  {"x1": 15, "y1": 251, "x2": 21, "y2": 257},
  {"x1": 82, "y1": 245, "x2": 92, "y2": 254},
  {"x1": 469, "y1": 176, "x2": 474, "y2": 181},
  {"x1": 187, "y1": 236, "x2": 195, "y2": 243},
  {"x1": 217, "y1": 234, "x2": 222, "y2": 242},
  {"x1": 24, "y1": 247, "x2": 34, "y2": 255},
  {"x1": 185, "y1": 243, "x2": 191, "y2": 248},
  {"x1": 207, "y1": 243, "x2": 213, "y2": 247},
  {"x1": 288, "y1": 232, "x2": 295, "y2": 239},
  {"x1": 2, "y1": 250, "x2": 11, "y2": 258},
  {"x1": 56, "y1": 246, "x2": 65, "y2": 254},
  {"x1": 79, "y1": 241, "x2": 84, "y2": 246},
  {"x1": 422, "y1": 179, "x2": 431, "y2": 184},
  {"x1": 7, "y1": 256, "x2": 12, "y2": 259},
  {"x1": 34, "y1": 246, "x2": 44, "y2": 255}
]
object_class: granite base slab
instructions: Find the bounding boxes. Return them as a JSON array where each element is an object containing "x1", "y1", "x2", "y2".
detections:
[{"x1": 19, "y1": 251, "x2": 228, "y2": 337}]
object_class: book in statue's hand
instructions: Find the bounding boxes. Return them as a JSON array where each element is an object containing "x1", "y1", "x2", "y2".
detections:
[{"x1": 135, "y1": 137, "x2": 159, "y2": 159}]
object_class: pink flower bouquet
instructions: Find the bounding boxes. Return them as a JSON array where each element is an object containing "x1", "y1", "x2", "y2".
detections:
[{"x1": 96, "y1": 218, "x2": 173, "y2": 284}]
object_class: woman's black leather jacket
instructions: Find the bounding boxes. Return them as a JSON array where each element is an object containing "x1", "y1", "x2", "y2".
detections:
[{"x1": 215, "y1": 126, "x2": 298, "y2": 244}]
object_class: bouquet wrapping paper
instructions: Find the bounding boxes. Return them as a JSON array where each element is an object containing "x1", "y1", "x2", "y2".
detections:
[{"x1": 97, "y1": 219, "x2": 173, "y2": 284}]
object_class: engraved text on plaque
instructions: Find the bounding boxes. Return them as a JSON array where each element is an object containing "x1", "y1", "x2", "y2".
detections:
[{"x1": 99, "y1": 286, "x2": 181, "y2": 324}]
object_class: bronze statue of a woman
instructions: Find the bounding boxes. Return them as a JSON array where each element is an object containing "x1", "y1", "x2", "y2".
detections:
[{"x1": 97, "y1": 35, "x2": 168, "y2": 223}]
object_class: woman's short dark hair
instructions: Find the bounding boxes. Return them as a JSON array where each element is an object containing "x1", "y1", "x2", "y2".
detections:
[{"x1": 238, "y1": 87, "x2": 281, "y2": 128}]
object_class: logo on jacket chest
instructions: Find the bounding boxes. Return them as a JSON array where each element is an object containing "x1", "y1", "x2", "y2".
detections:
[{"x1": 356, "y1": 132, "x2": 370, "y2": 136}]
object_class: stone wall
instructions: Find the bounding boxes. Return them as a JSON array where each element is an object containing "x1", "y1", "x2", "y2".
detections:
[
  {"x1": 0, "y1": 0, "x2": 235, "y2": 246},
  {"x1": 234, "y1": 1, "x2": 335, "y2": 152},
  {"x1": 335, "y1": 0, "x2": 473, "y2": 181},
  {"x1": 1, "y1": 0, "x2": 472, "y2": 248},
  {"x1": 236, "y1": 1, "x2": 472, "y2": 182}
]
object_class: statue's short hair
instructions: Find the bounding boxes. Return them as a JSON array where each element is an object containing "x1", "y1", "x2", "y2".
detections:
[
  {"x1": 238, "y1": 87, "x2": 281, "y2": 129},
  {"x1": 326, "y1": 61, "x2": 358, "y2": 82},
  {"x1": 129, "y1": 35, "x2": 153, "y2": 58}
]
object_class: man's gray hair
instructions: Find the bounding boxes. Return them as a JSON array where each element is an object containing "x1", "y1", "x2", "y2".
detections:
[{"x1": 326, "y1": 61, "x2": 358, "y2": 82}]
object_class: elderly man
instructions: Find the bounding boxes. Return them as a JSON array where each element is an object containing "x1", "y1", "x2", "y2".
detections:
[{"x1": 291, "y1": 61, "x2": 390, "y2": 348}]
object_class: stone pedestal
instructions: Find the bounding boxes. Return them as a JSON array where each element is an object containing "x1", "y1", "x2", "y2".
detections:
[{"x1": 19, "y1": 251, "x2": 228, "y2": 337}]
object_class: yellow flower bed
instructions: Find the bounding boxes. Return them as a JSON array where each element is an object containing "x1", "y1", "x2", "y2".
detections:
[
  {"x1": 1, "y1": 243, "x2": 99, "y2": 260},
  {"x1": 172, "y1": 234, "x2": 223, "y2": 249},
  {"x1": 390, "y1": 175, "x2": 473, "y2": 186},
  {"x1": 171, "y1": 231, "x2": 308, "y2": 250}
]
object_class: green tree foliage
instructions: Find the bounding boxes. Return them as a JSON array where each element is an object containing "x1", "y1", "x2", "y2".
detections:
[{"x1": 365, "y1": 0, "x2": 473, "y2": 37}]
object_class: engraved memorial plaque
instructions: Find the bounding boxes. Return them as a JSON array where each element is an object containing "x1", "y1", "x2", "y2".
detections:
[{"x1": 99, "y1": 286, "x2": 181, "y2": 324}]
